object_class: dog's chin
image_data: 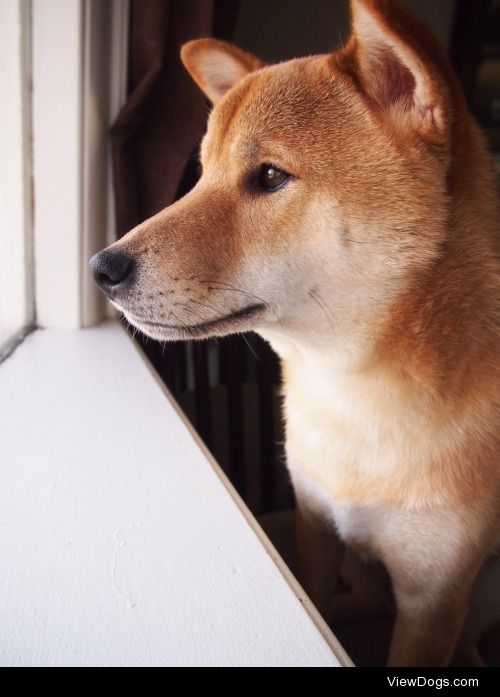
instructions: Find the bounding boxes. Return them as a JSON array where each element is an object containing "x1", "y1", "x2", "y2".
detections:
[{"x1": 122, "y1": 303, "x2": 269, "y2": 341}]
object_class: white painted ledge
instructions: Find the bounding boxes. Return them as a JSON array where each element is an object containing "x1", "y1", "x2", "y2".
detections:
[{"x1": 0, "y1": 322, "x2": 349, "y2": 667}]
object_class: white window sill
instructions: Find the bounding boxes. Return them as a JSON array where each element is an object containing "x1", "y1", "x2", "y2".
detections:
[{"x1": 0, "y1": 321, "x2": 350, "y2": 667}]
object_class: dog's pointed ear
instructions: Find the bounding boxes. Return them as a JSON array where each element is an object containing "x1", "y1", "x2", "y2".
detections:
[
  {"x1": 181, "y1": 39, "x2": 264, "y2": 104},
  {"x1": 346, "y1": 0, "x2": 454, "y2": 139}
]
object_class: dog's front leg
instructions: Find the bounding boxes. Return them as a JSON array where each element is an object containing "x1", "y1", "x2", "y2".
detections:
[
  {"x1": 388, "y1": 580, "x2": 476, "y2": 667},
  {"x1": 295, "y1": 494, "x2": 345, "y2": 622},
  {"x1": 383, "y1": 522, "x2": 484, "y2": 667}
]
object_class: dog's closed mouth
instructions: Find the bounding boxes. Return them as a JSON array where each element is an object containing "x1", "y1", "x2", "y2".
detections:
[{"x1": 127, "y1": 302, "x2": 267, "y2": 337}]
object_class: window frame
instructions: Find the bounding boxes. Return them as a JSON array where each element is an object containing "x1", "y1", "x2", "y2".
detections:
[
  {"x1": 0, "y1": 0, "x2": 34, "y2": 361},
  {"x1": 32, "y1": 0, "x2": 128, "y2": 332}
]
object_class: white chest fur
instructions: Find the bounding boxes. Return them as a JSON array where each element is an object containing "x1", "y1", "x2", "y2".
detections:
[{"x1": 277, "y1": 341, "x2": 470, "y2": 509}]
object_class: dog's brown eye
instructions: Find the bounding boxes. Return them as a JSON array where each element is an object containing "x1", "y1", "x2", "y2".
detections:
[{"x1": 258, "y1": 164, "x2": 290, "y2": 192}]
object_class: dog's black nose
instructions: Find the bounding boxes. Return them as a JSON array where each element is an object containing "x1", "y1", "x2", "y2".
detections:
[{"x1": 90, "y1": 250, "x2": 135, "y2": 297}]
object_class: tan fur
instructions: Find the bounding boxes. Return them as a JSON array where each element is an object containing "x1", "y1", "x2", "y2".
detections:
[{"x1": 95, "y1": 0, "x2": 500, "y2": 666}]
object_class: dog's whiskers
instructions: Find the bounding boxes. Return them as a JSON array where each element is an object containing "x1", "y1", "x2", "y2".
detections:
[
  {"x1": 180, "y1": 304, "x2": 205, "y2": 322},
  {"x1": 206, "y1": 280, "x2": 267, "y2": 307},
  {"x1": 240, "y1": 334, "x2": 260, "y2": 360},
  {"x1": 309, "y1": 290, "x2": 336, "y2": 334},
  {"x1": 189, "y1": 298, "x2": 222, "y2": 315}
]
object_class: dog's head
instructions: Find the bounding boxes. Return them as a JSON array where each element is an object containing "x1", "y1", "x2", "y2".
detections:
[{"x1": 91, "y1": 0, "x2": 465, "y2": 358}]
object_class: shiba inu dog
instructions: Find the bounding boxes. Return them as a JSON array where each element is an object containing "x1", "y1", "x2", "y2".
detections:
[{"x1": 91, "y1": 0, "x2": 500, "y2": 666}]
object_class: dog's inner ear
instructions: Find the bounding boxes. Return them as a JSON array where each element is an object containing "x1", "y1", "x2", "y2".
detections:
[
  {"x1": 347, "y1": 0, "x2": 448, "y2": 136},
  {"x1": 181, "y1": 39, "x2": 264, "y2": 104}
]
